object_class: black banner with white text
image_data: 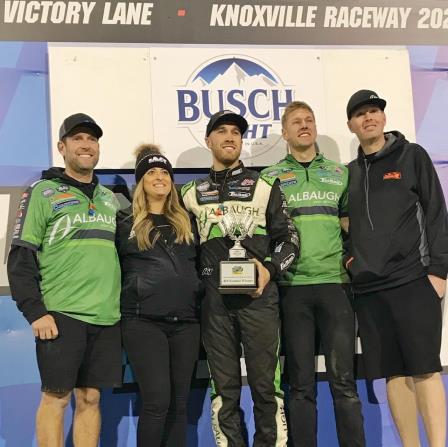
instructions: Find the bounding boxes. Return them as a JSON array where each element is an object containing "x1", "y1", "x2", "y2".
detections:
[{"x1": 2, "y1": 0, "x2": 448, "y2": 44}]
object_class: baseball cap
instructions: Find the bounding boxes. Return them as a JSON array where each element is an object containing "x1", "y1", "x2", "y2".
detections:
[
  {"x1": 206, "y1": 110, "x2": 248, "y2": 137},
  {"x1": 346, "y1": 90, "x2": 387, "y2": 120},
  {"x1": 59, "y1": 113, "x2": 103, "y2": 140}
]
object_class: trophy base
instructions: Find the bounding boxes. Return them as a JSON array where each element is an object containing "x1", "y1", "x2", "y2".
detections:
[{"x1": 219, "y1": 260, "x2": 257, "y2": 295}]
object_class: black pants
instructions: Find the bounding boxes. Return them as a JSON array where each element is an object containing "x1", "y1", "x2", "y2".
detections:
[
  {"x1": 281, "y1": 284, "x2": 365, "y2": 447},
  {"x1": 202, "y1": 281, "x2": 287, "y2": 447},
  {"x1": 122, "y1": 318, "x2": 200, "y2": 447}
]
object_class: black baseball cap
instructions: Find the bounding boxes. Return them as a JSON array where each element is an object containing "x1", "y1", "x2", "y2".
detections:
[
  {"x1": 346, "y1": 90, "x2": 387, "y2": 120},
  {"x1": 206, "y1": 110, "x2": 248, "y2": 137},
  {"x1": 59, "y1": 113, "x2": 103, "y2": 140}
]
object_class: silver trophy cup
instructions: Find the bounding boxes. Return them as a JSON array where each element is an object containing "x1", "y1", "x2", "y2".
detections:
[{"x1": 218, "y1": 211, "x2": 257, "y2": 294}]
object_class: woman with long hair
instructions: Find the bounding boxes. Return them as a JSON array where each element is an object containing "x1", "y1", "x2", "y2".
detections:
[{"x1": 116, "y1": 144, "x2": 201, "y2": 447}]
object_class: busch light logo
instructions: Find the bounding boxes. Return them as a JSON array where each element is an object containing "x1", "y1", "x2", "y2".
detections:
[{"x1": 177, "y1": 55, "x2": 294, "y2": 159}]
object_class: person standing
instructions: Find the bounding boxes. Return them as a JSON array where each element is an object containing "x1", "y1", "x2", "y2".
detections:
[
  {"x1": 116, "y1": 145, "x2": 201, "y2": 447},
  {"x1": 346, "y1": 89, "x2": 448, "y2": 447},
  {"x1": 262, "y1": 101, "x2": 365, "y2": 447},
  {"x1": 7, "y1": 113, "x2": 122, "y2": 447},
  {"x1": 181, "y1": 110, "x2": 299, "y2": 447}
]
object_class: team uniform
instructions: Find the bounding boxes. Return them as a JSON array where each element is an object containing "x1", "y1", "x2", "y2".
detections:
[
  {"x1": 263, "y1": 153, "x2": 365, "y2": 447},
  {"x1": 346, "y1": 131, "x2": 448, "y2": 379},
  {"x1": 182, "y1": 162, "x2": 298, "y2": 447},
  {"x1": 263, "y1": 153, "x2": 348, "y2": 287},
  {"x1": 8, "y1": 168, "x2": 121, "y2": 391}
]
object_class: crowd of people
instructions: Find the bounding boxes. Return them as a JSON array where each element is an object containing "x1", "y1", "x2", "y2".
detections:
[{"x1": 7, "y1": 89, "x2": 448, "y2": 447}]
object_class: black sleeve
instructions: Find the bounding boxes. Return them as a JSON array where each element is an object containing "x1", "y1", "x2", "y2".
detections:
[
  {"x1": 264, "y1": 179, "x2": 300, "y2": 279},
  {"x1": 7, "y1": 245, "x2": 47, "y2": 324},
  {"x1": 341, "y1": 229, "x2": 353, "y2": 276},
  {"x1": 415, "y1": 146, "x2": 448, "y2": 279}
]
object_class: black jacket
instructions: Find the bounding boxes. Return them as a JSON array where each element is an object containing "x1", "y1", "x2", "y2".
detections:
[
  {"x1": 116, "y1": 208, "x2": 201, "y2": 321},
  {"x1": 181, "y1": 162, "x2": 299, "y2": 283},
  {"x1": 346, "y1": 131, "x2": 448, "y2": 293}
]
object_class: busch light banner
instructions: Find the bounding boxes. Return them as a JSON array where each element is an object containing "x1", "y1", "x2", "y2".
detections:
[
  {"x1": 152, "y1": 49, "x2": 317, "y2": 167},
  {"x1": 49, "y1": 46, "x2": 415, "y2": 168},
  {"x1": 2, "y1": 0, "x2": 448, "y2": 44}
]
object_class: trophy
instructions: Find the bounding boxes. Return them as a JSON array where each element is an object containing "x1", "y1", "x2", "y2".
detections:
[{"x1": 218, "y1": 211, "x2": 257, "y2": 294}]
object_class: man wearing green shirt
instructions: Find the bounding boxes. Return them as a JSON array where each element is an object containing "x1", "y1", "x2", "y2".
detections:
[
  {"x1": 263, "y1": 101, "x2": 365, "y2": 447},
  {"x1": 7, "y1": 113, "x2": 121, "y2": 447}
]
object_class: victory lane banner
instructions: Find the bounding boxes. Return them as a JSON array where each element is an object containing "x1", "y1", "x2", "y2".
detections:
[{"x1": 2, "y1": 0, "x2": 448, "y2": 44}]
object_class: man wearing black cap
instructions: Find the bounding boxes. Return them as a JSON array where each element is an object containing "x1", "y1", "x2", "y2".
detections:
[
  {"x1": 7, "y1": 113, "x2": 121, "y2": 447},
  {"x1": 345, "y1": 90, "x2": 448, "y2": 446},
  {"x1": 182, "y1": 110, "x2": 299, "y2": 446}
]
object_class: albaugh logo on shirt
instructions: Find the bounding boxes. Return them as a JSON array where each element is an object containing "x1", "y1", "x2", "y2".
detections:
[{"x1": 48, "y1": 213, "x2": 116, "y2": 245}]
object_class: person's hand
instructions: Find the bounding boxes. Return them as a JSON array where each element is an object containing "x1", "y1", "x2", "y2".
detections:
[
  {"x1": 428, "y1": 275, "x2": 446, "y2": 299},
  {"x1": 31, "y1": 314, "x2": 59, "y2": 340},
  {"x1": 250, "y1": 258, "x2": 271, "y2": 299}
]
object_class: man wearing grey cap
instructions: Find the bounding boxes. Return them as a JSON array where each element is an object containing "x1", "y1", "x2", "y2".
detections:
[
  {"x1": 7, "y1": 113, "x2": 121, "y2": 447},
  {"x1": 182, "y1": 110, "x2": 299, "y2": 446},
  {"x1": 345, "y1": 90, "x2": 448, "y2": 447}
]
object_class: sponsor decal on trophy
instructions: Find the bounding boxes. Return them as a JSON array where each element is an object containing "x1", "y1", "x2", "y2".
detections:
[{"x1": 218, "y1": 211, "x2": 257, "y2": 294}]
